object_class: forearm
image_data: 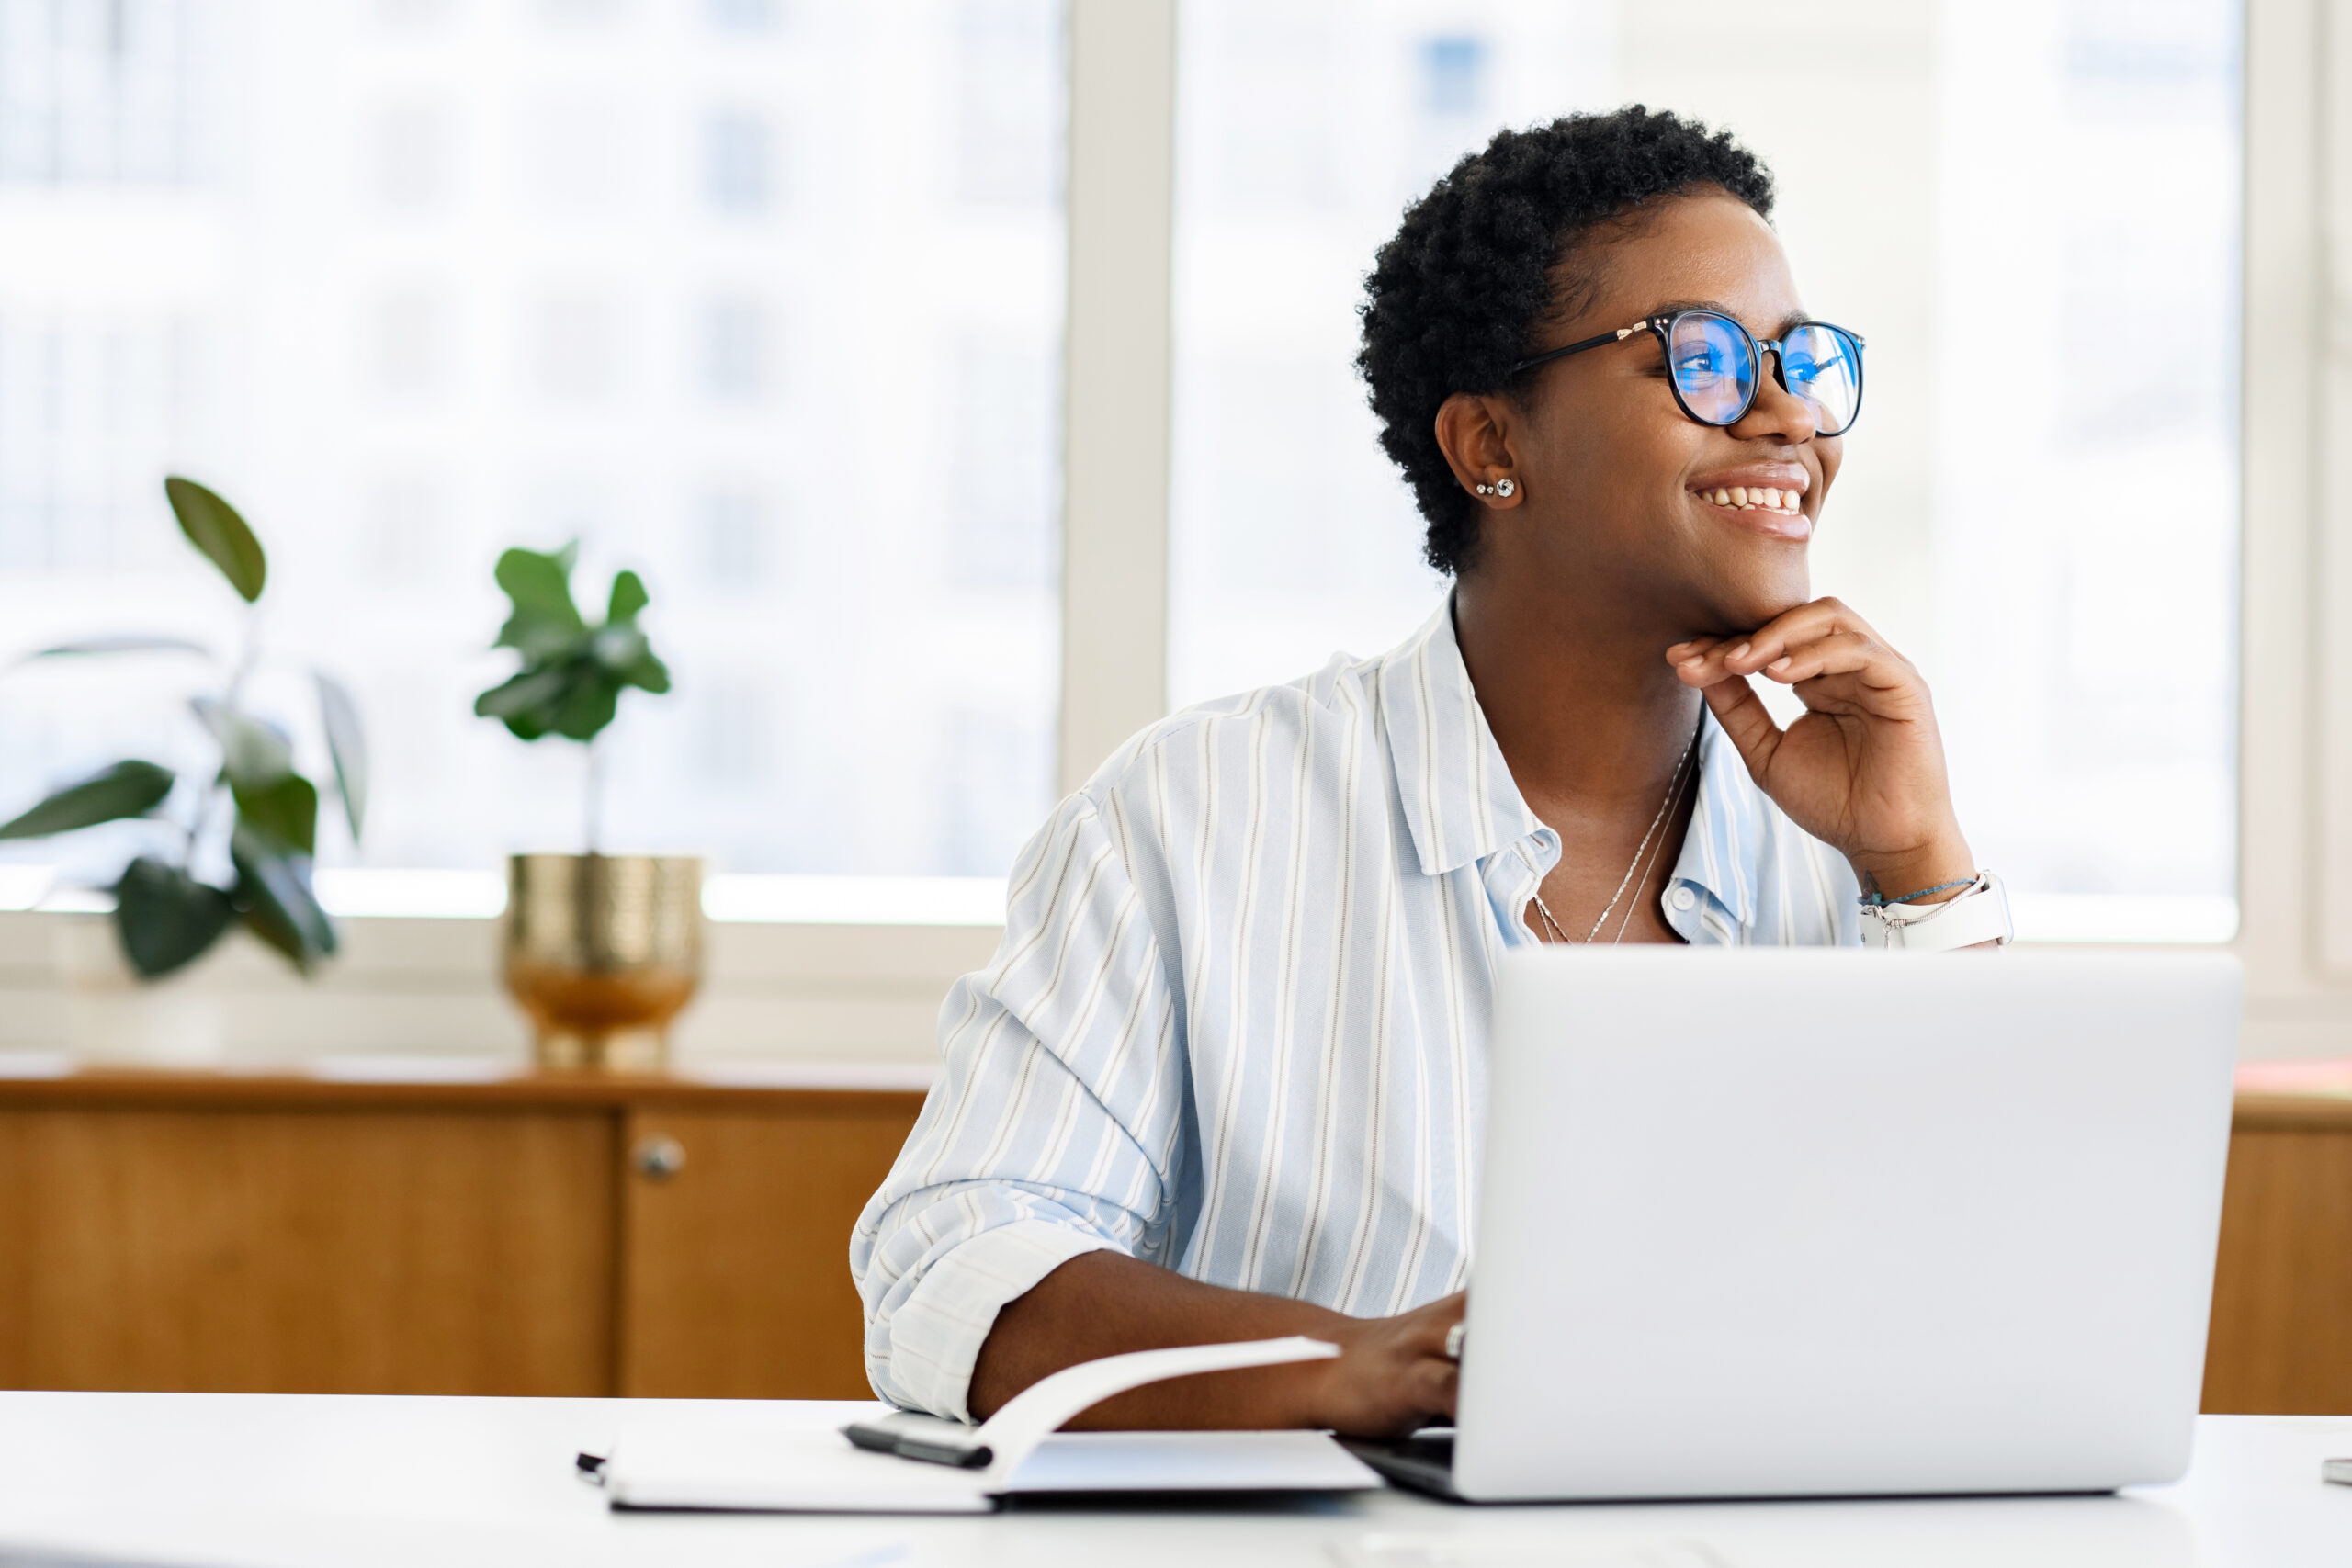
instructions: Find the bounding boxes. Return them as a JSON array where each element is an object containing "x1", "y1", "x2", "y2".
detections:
[{"x1": 967, "y1": 1250, "x2": 1353, "y2": 1428}]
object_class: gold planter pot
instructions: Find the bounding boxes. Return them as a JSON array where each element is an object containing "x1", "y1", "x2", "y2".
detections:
[{"x1": 503, "y1": 853, "x2": 704, "y2": 1073}]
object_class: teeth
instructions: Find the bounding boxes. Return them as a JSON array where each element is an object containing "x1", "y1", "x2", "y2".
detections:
[{"x1": 1700, "y1": 485, "x2": 1803, "y2": 512}]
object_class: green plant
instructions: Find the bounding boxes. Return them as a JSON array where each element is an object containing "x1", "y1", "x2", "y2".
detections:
[
  {"x1": 473, "y1": 542, "x2": 671, "y2": 851},
  {"x1": 0, "y1": 478, "x2": 366, "y2": 978}
]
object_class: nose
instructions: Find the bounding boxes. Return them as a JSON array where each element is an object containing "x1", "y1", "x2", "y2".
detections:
[{"x1": 1729, "y1": 344, "x2": 1819, "y2": 446}]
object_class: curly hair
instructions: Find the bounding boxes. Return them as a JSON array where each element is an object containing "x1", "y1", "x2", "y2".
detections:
[{"x1": 1357, "y1": 107, "x2": 1774, "y2": 576}]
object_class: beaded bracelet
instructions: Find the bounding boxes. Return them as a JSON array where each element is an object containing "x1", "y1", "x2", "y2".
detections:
[{"x1": 1856, "y1": 875, "x2": 1980, "y2": 908}]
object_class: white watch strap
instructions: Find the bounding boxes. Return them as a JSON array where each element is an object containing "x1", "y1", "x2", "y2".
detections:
[{"x1": 1860, "y1": 872, "x2": 2013, "y2": 951}]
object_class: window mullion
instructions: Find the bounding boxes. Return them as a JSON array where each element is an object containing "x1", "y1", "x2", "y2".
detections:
[{"x1": 1057, "y1": 0, "x2": 1178, "y2": 795}]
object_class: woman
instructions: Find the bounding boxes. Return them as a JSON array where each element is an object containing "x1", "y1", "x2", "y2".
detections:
[{"x1": 853, "y1": 107, "x2": 1995, "y2": 1436}]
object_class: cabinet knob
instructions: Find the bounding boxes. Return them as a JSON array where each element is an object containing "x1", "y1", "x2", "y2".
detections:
[{"x1": 633, "y1": 1134, "x2": 687, "y2": 1181}]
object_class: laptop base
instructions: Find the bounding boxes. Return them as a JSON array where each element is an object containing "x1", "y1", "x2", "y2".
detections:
[{"x1": 1340, "y1": 1432, "x2": 1461, "y2": 1501}]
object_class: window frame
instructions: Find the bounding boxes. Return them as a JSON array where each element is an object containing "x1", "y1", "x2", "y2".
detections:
[{"x1": 2246, "y1": 0, "x2": 2352, "y2": 1055}]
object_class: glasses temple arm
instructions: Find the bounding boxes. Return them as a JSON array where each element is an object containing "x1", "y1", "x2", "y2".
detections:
[{"x1": 1504, "y1": 321, "x2": 1655, "y2": 378}]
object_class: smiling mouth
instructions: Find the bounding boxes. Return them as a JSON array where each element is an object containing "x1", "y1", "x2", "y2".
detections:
[{"x1": 1691, "y1": 484, "x2": 1803, "y2": 517}]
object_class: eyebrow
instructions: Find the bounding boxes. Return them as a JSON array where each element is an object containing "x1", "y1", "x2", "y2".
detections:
[{"x1": 1640, "y1": 299, "x2": 1814, "y2": 337}]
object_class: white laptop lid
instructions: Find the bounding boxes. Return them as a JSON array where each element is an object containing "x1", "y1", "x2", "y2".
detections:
[{"x1": 1455, "y1": 948, "x2": 2240, "y2": 1502}]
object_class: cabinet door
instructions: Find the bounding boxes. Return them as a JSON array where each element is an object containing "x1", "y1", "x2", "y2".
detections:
[
  {"x1": 0, "y1": 1108, "x2": 615, "y2": 1394},
  {"x1": 618, "y1": 1099, "x2": 922, "y2": 1398},
  {"x1": 2202, "y1": 1126, "x2": 2352, "y2": 1413}
]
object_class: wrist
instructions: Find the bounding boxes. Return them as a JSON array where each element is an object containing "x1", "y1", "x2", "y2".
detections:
[
  {"x1": 1300, "y1": 1312, "x2": 1371, "y2": 1427},
  {"x1": 1848, "y1": 834, "x2": 1975, "y2": 908}
]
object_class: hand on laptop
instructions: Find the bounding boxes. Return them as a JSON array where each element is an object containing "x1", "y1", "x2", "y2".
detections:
[
  {"x1": 1314, "y1": 1289, "x2": 1466, "y2": 1438},
  {"x1": 1667, "y1": 596, "x2": 1974, "y2": 903}
]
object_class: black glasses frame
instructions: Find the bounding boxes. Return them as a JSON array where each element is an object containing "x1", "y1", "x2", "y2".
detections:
[{"x1": 1505, "y1": 310, "x2": 1867, "y2": 436}]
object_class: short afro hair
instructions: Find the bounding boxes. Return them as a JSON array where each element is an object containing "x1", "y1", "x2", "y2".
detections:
[{"x1": 1356, "y1": 106, "x2": 1774, "y2": 576}]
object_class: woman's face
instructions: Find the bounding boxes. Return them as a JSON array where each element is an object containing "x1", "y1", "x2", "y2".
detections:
[{"x1": 1463, "y1": 191, "x2": 1842, "y2": 636}]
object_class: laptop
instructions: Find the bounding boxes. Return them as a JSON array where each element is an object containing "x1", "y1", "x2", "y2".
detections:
[{"x1": 1350, "y1": 946, "x2": 2240, "y2": 1502}]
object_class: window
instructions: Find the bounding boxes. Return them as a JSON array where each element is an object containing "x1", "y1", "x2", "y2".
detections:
[
  {"x1": 0, "y1": 0, "x2": 1067, "y2": 897},
  {"x1": 698, "y1": 296, "x2": 770, "y2": 403},
  {"x1": 701, "y1": 108, "x2": 775, "y2": 214},
  {"x1": 1168, "y1": 0, "x2": 2241, "y2": 943},
  {"x1": 0, "y1": 0, "x2": 202, "y2": 185}
]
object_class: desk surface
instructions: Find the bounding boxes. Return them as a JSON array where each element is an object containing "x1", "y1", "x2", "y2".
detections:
[{"x1": 0, "y1": 1394, "x2": 2342, "y2": 1568}]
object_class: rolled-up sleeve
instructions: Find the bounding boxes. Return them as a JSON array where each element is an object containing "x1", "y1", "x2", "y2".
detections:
[{"x1": 851, "y1": 784, "x2": 1187, "y2": 1419}]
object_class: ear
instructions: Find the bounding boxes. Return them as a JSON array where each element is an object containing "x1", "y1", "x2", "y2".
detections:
[{"x1": 1432, "y1": 392, "x2": 1525, "y2": 509}]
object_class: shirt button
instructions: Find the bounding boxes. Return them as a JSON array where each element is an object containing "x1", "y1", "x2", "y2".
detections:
[{"x1": 1669, "y1": 886, "x2": 1698, "y2": 912}]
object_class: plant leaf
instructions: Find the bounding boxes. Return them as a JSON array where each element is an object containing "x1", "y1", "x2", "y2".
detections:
[
  {"x1": 606, "y1": 569, "x2": 649, "y2": 623},
  {"x1": 481, "y1": 553, "x2": 667, "y2": 748},
  {"x1": 314, "y1": 671, "x2": 368, "y2": 840},
  {"x1": 113, "y1": 857, "x2": 235, "y2": 978},
  {"x1": 474, "y1": 667, "x2": 571, "y2": 739},
  {"x1": 191, "y1": 697, "x2": 294, "y2": 788},
  {"x1": 549, "y1": 671, "x2": 621, "y2": 742},
  {"x1": 230, "y1": 825, "x2": 337, "y2": 972},
  {"x1": 619, "y1": 649, "x2": 671, "y2": 694},
  {"x1": 473, "y1": 667, "x2": 570, "y2": 717},
  {"x1": 23, "y1": 636, "x2": 216, "y2": 663},
  {"x1": 232, "y1": 772, "x2": 319, "y2": 858},
  {"x1": 0, "y1": 761, "x2": 175, "y2": 840},
  {"x1": 164, "y1": 476, "x2": 267, "y2": 603},
  {"x1": 492, "y1": 546, "x2": 586, "y2": 661}
]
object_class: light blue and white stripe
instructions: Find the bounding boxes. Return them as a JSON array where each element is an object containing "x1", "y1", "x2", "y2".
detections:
[{"x1": 852, "y1": 599, "x2": 1860, "y2": 1418}]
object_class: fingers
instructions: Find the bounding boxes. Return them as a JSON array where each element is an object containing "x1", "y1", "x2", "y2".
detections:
[
  {"x1": 1731, "y1": 620, "x2": 1900, "y2": 693},
  {"x1": 1406, "y1": 1292, "x2": 1465, "y2": 1358},
  {"x1": 1666, "y1": 635, "x2": 1735, "y2": 689},
  {"x1": 1404, "y1": 1352, "x2": 1459, "y2": 1420},
  {"x1": 1753, "y1": 630, "x2": 1889, "y2": 687},
  {"x1": 1405, "y1": 1294, "x2": 1464, "y2": 1419},
  {"x1": 1742, "y1": 596, "x2": 1883, "y2": 658},
  {"x1": 1666, "y1": 598, "x2": 1892, "y2": 689},
  {"x1": 1696, "y1": 672, "x2": 1784, "y2": 785},
  {"x1": 1329, "y1": 1302, "x2": 1466, "y2": 1437},
  {"x1": 1669, "y1": 605, "x2": 1927, "y2": 729}
]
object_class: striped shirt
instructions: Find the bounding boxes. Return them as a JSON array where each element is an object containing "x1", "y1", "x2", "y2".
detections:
[{"x1": 852, "y1": 598, "x2": 1861, "y2": 1417}]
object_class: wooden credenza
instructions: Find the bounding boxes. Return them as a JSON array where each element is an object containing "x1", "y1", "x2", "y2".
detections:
[
  {"x1": 0, "y1": 1069, "x2": 925, "y2": 1398},
  {"x1": 2200, "y1": 1089, "x2": 2352, "y2": 1414},
  {"x1": 0, "y1": 1069, "x2": 2346, "y2": 1408}
]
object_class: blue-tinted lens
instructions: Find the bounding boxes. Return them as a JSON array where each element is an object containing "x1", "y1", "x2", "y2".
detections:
[
  {"x1": 1667, "y1": 312, "x2": 1757, "y2": 424},
  {"x1": 1781, "y1": 323, "x2": 1862, "y2": 434}
]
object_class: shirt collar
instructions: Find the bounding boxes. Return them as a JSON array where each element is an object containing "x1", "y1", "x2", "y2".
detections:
[
  {"x1": 1376, "y1": 597, "x2": 1769, "y2": 930},
  {"x1": 1376, "y1": 598, "x2": 1543, "y2": 877}
]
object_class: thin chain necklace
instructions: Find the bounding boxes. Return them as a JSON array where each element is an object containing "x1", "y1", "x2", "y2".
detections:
[{"x1": 1531, "y1": 716, "x2": 1702, "y2": 945}]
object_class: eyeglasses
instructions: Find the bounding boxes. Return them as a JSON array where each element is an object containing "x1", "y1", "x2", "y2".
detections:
[{"x1": 1506, "y1": 309, "x2": 1866, "y2": 437}]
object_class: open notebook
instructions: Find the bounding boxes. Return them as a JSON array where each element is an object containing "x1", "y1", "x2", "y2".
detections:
[{"x1": 591, "y1": 1337, "x2": 1385, "y2": 1513}]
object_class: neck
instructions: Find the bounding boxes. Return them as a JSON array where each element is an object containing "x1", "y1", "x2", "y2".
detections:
[{"x1": 1452, "y1": 566, "x2": 1703, "y2": 816}]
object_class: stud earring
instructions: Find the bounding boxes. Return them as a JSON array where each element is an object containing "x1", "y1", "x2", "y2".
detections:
[{"x1": 1476, "y1": 478, "x2": 1517, "y2": 498}]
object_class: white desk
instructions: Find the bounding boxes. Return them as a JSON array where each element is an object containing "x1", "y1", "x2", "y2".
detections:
[{"x1": 0, "y1": 1394, "x2": 2343, "y2": 1568}]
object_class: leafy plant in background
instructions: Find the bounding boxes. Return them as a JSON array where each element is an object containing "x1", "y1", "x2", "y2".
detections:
[
  {"x1": 473, "y1": 543, "x2": 671, "y2": 851},
  {"x1": 0, "y1": 479, "x2": 367, "y2": 978}
]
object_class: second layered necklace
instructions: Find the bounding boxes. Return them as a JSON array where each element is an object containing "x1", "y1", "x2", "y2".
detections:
[{"x1": 1530, "y1": 716, "x2": 1703, "y2": 944}]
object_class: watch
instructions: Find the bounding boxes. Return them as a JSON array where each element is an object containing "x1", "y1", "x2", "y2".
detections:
[{"x1": 1859, "y1": 871, "x2": 2013, "y2": 951}]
